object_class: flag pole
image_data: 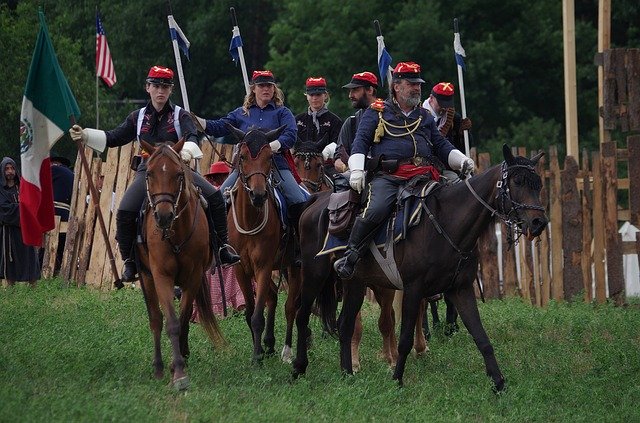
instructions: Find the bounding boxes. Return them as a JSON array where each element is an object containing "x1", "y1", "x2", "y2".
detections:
[
  {"x1": 454, "y1": 18, "x2": 470, "y2": 156},
  {"x1": 95, "y1": 7, "x2": 99, "y2": 129},
  {"x1": 69, "y1": 115, "x2": 123, "y2": 289},
  {"x1": 374, "y1": 20, "x2": 393, "y2": 94},
  {"x1": 230, "y1": 7, "x2": 250, "y2": 95},
  {"x1": 167, "y1": 14, "x2": 190, "y2": 111}
]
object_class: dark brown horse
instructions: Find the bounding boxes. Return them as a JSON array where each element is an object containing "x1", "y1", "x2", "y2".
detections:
[
  {"x1": 293, "y1": 142, "x2": 332, "y2": 193},
  {"x1": 224, "y1": 124, "x2": 301, "y2": 363},
  {"x1": 293, "y1": 145, "x2": 547, "y2": 391},
  {"x1": 137, "y1": 139, "x2": 224, "y2": 391}
]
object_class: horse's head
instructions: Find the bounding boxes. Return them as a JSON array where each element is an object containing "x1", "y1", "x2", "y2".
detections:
[
  {"x1": 225, "y1": 123, "x2": 284, "y2": 208},
  {"x1": 294, "y1": 142, "x2": 325, "y2": 192},
  {"x1": 499, "y1": 144, "x2": 548, "y2": 240},
  {"x1": 141, "y1": 139, "x2": 189, "y2": 230}
]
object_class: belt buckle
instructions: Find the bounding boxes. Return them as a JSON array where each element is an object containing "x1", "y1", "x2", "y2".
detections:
[{"x1": 412, "y1": 157, "x2": 423, "y2": 166}]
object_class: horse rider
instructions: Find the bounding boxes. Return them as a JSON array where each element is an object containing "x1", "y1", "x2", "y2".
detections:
[
  {"x1": 294, "y1": 77, "x2": 342, "y2": 174},
  {"x1": 194, "y1": 70, "x2": 308, "y2": 252},
  {"x1": 333, "y1": 62, "x2": 475, "y2": 280},
  {"x1": 69, "y1": 65, "x2": 240, "y2": 282},
  {"x1": 422, "y1": 82, "x2": 473, "y2": 182},
  {"x1": 333, "y1": 71, "x2": 379, "y2": 173}
]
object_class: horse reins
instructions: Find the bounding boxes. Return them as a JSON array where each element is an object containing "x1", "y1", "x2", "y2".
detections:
[
  {"x1": 463, "y1": 162, "x2": 545, "y2": 244},
  {"x1": 229, "y1": 154, "x2": 273, "y2": 235},
  {"x1": 145, "y1": 151, "x2": 200, "y2": 253}
]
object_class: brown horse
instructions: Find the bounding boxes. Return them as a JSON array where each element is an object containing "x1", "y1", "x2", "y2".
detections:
[
  {"x1": 137, "y1": 139, "x2": 224, "y2": 391},
  {"x1": 224, "y1": 124, "x2": 301, "y2": 364},
  {"x1": 293, "y1": 142, "x2": 332, "y2": 193},
  {"x1": 293, "y1": 145, "x2": 547, "y2": 392}
]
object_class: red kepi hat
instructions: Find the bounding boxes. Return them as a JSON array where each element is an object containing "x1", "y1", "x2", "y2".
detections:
[
  {"x1": 342, "y1": 71, "x2": 378, "y2": 89},
  {"x1": 431, "y1": 82, "x2": 455, "y2": 108},
  {"x1": 251, "y1": 70, "x2": 276, "y2": 85},
  {"x1": 205, "y1": 161, "x2": 231, "y2": 177},
  {"x1": 392, "y1": 62, "x2": 425, "y2": 83},
  {"x1": 146, "y1": 65, "x2": 174, "y2": 86},
  {"x1": 305, "y1": 77, "x2": 328, "y2": 94}
]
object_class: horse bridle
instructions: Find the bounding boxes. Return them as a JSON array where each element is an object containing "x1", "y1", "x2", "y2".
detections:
[
  {"x1": 464, "y1": 161, "x2": 545, "y2": 243},
  {"x1": 145, "y1": 160, "x2": 199, "y2": 251},
  {"x1": 229, "y1": 144, "x2": 274, "y2": 235},
  {"x1": 295, "y1": 151, "x2": 326, "y2": 192}
]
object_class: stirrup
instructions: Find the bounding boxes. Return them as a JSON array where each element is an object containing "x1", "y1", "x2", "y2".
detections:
[
  {"x1": 219, "y1": 244, "x2": 240, "y2": 267},
  {"x1": 121, "y1": 259, "x2": 138, "y2": 282}
]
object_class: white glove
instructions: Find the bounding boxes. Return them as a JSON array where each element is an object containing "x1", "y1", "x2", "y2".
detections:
[
  {"x1": 69, "y1": 125, "x2": 106, "y2": 152},
  {"x1": 322, "y1": 142, "x2": 337, "y2": 161},
  {"x1": 349, "y1": 169, "x2": 365, "y2": 193},
  {"x1": 69, "y1": 125, "x2": 87, "y2": 142},
  {"x1": 461, "y1": 158, "x2": 475, "y2": 176},
  {"x1": 180, "y1": 141, "x2": 203, "y2": 163},
  {"x1": 269, "y1": 140, "x2": 281, "y2": 152},
  {"x1": 192, "y1": 114, "x2": 207, "y2": 131}
]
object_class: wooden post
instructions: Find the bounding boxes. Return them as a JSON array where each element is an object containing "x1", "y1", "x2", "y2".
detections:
[
  {"x1": 580, "y1": 150, "x2": 593, "y2": 301},
  {"x1": 77, "y1": 158, "x2": 102, "y2": 286},
  {"x1": 563, "y1": 0, "x2": 580, "y2": 157},
  {"x1": 628, "y1": 136, "x2": 640, "y2": 227},
  {"x1": 592, "y1": 151, "x2": 606, "y2": 303},
  {"x1": 549, "y1": 146, "x2": 564, "y2": 300},
  {"x1": 597, "y1": 0, "x2": 611, "y2": 143},
  {"x1": 601, "y1": 142, "x2": 625, "y2": 303},
  {"x1": 477, "y1": 153, "x2": 500, "y2": 298},
  {"x1": 561, "y1": 155, "x2": 584, "y2": 300},
  {"x1": 536, "y1": 152, "x2": 551, "y2": 306},
  {"x1": 41, "y1": 216, "x2": 61, "y2": 279}
]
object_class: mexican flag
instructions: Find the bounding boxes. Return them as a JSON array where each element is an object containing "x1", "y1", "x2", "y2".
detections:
[{"x1": 19, "y1": 10, "x2": 80, "y2": 247}]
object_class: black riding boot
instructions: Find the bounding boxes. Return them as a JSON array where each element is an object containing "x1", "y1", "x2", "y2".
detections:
[
  {"x1": 116, "y1": 210, "x2": 139, "y2": 282},
  {"x1": 333, "y1": 217, "x2": 379, "y2": 279},
  {"x1": 288, "y1": 202, "x2": 306, "y2": 267},
  {"x1": 207, "y1": 191, "x2": 240, "y2": 266}
]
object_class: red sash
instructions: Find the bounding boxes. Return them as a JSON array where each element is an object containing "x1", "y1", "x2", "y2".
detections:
[{"x1": 392, "y1": 164, "x2": 440, "y2": 181}]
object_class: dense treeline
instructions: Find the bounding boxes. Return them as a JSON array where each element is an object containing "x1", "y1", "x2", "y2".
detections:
[{"x1": 1, "y1": 0, "x2": 638, "y2": 163}]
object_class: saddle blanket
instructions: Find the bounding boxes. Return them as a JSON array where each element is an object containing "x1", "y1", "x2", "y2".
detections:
[{"x1": 316, "y1": 195, "x2": 425, "y2": 257}]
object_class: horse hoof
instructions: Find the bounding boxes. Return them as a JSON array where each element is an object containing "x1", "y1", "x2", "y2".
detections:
[
  {"x1": 281, "y1": 345, "x2": 293, "y2": 363},
  {"x1": 154, "y1": 370, "x2": 164, "y2": 380},
  {"x1": 493, "y1": 378, "x2": 506, "y2": 394},
  {"x1": 172, "y1": 376, "x2": 190, "y2": 391}
]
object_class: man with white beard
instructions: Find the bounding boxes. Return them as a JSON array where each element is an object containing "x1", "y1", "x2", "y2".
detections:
[{"x1": 334, "y1": 62, "x2": 475, "y2": 280}]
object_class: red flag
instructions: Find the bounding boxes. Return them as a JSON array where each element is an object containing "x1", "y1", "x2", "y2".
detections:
[{"x1": 96, "y1": 13, "x2": 116, "y2": 87}]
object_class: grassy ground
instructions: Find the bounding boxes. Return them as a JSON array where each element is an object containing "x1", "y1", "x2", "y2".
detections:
[{"x1": 1, "y1": 279, "x2": 639, "y2": 422}]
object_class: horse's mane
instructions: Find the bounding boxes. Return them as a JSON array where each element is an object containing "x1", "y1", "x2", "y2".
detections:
[
  {"x1": 294, "y1": 142, "x2": 323, "y2": 155},
  {"x1": 150, "y1": 142, "x2": 196, "y2": 195},
  {"x1": 242, "y1": 129, "x2": 270, "y2": 159}
]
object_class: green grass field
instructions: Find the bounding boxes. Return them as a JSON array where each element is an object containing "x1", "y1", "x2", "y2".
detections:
[{"x1": 1, "y1": 280, "x2": 639, "y2": 422}]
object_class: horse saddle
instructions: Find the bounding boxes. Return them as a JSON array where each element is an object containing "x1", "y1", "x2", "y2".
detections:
[{"x1": 319, "y1": 176, "x2": 440, "y2": 256}]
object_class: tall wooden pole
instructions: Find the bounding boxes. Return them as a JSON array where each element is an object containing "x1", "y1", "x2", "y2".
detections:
[
  {"x1": 562, "y1": 0, "x2": 579, "y2": 158},
  {"x1": 598, "y1": 0, "x2": 611, "y2": 144}
]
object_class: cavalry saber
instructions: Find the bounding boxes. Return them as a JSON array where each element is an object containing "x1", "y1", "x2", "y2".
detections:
[
  {"x1": 230, "y1": 7, "x2": 250, "y2": 95},
  {"x1": 454, "y1": 18, "x2": 470, "y2": 156}
]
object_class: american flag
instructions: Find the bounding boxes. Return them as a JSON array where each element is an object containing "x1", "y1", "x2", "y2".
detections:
[{"x1": 96, "y1": 13, "x2": 116, "y2": 87}]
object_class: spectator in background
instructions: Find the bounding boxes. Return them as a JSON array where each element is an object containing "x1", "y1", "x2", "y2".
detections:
[
  {"x1": 0, "y1": 157, "x2": 41, "y2": 286},
  {"x1": 192, "y1": 161, "x2": 248, "y2": 319},
  {"x1": 50, "y1": 155, "x2": 74, "y2": 274}
]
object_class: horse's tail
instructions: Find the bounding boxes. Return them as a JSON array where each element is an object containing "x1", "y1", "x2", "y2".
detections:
[
  {"x1": 195, "y1": 272, "x2": 225, "y2": 348},
  {"x1": 315, "y1": 276, "x2": 339, "y2": 338}
]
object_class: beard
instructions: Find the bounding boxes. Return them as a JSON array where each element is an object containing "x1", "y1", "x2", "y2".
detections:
[
  {"x1": 353, "y1": 95, "x2": 370, "y2": 110},
  {"x1": 401, "y1": 92, "x2": 421, "y2": 108}
]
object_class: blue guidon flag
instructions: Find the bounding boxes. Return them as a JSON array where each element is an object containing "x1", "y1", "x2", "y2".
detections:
[
  {"x1": 168, "y1": 15, "x2": 190, "y2": 60},
  {"x1": 454, "y1": 32, "x2": 466, "y2": 70},
  {"x1": 376, "y1": 35, "x2": 393, "y2": 85},
  {"x1": 19, "y1": 10, "x2": 80, "y2": 246},
  {"x1": 229, "y1": 26, "x2": 243, "y2": 65}
]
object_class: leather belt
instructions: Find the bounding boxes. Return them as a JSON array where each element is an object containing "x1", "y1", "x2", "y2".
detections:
[{"x1": 398, "y1": 156, "x2": 429, "y2": 166}]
